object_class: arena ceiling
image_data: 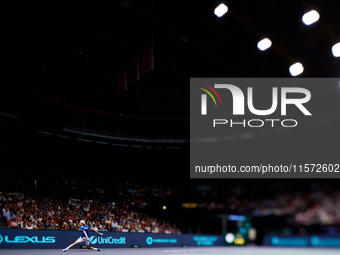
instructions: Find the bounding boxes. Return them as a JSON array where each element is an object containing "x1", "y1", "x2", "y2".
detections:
[{"x1": 2, "y1": 0, "x2": 340, "y2": 146}]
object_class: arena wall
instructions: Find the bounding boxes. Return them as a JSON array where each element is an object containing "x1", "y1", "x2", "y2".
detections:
[
  {"x1": 263, "y1": 234, "x2": 340, "y2": 248},
  {"x1": 0, "y1": 229, "x2": 223, "y2": 249}
]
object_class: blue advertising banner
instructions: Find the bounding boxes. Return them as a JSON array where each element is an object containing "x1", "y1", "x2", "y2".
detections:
[
  {"x1": 263, "y1": 234, "x2": 340, "y2": 248},
  {"x1": 0, "y1": 229, "x2": 224, "y2": 249}
]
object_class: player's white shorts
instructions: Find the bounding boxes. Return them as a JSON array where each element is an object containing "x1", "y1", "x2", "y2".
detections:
[{"x1": 76, "y1": 237, "x2": 90, "y2": 246}]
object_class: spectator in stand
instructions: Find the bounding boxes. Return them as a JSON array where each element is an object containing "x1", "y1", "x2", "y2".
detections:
[
  {"x1": 144, "y1": 223, "x2": 151, "y2": 233},
  {"x1": 69, "y1": 222, "x2": 78, "y2": 231},
  {"x1": 130, "y1": 223, "x2": 137, "y2": 233},
  {"x1": 151, "y1": 225, "x2": 159, "y2": 233},
  {"x1": 54, "y1": 215, "x2": 61, "y2": 226},
  {"x1": 138, "y1": 225, "x2": 145, "y2": 233},
  {"x1": 26, "y1": 221, "x2": 34, "y2": 230},
  {"x1": 49, "y1": 221, "x2": 57, "y2": 230},
  {"x1": 21, "y1": 211, "x2": 28, "y2": 222},
  {"x1": 69, "y1": 211, "x2": 75, "y2": 222},
  {"x1": 32, "y1": 220, "x2": 38, "y2": 230},
  {"x1": 44, "y1": 220, "x2": 51, "y2": 229},
  {"x1": 105, "y1": 217, "x2": 112, "y2": 230},
  {"x1": 14, "y1": 209, "x2": 21, "y2": 222},
  {"x1": 37, "y1": 221, "x2": 45, "y2": 230},
  {"x1": 2, "y1": 206, "x2": 10, "y2": 223},
  {"x1": 102, "y1": 223, "x2": 108, "y2": 232},
  {"x1": 164, "y1": 226, "x2": 172, "y2": 234},
  {"x1": 10, "y1": 218, "x2": 19, "y2": 229},
  {"x1": 61, "y1": 222, "x2": 69, "y2": 230},
  {"x1": 7, "y1": 211, "x2": 16, "y2": 222},
  {"x1": 37, "y1": 213, "x2": 43, "y2": 222},
  {"x1": 17, "y1": 198, "x2": 23, "y2": 208},
  {"x1": 20, "y1": 220, "x2": 27, "y2": 229},
  {"x1": 111, "y1": 219, "x2": 119, "y2": 232},
  {"x1": 121, "y1": 224, "x2": 129, "y2": 232}
]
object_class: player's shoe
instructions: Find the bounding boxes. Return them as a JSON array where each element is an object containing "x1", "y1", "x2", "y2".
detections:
[
  {"x1": 97, "y1": 248, "x2": 101, "y2": 251},
  {"x1": 62, "y1": 249, "x2": 67, "y2": 252}
]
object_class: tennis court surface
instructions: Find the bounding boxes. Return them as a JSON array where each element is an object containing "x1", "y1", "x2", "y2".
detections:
[{"x1": 1, "y1": 247, "x2": 340, "y2": 255}]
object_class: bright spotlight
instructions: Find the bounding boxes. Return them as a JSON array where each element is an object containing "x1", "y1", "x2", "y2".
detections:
[
  {"x1": 225, "y1": 233, "x2": 235, "y2": 243},
  {"x1": 302, "y1": 10, "x2": 320, "y2": 25},
  {"x1": 289, "y1": 62, "x2": 304, "y2": 76},
  {"x1": 257, "y1": 38, "x2": 272, "y2": 51},
  {"x1": 332, "y1": 42, "x2": 340, "y2": 57},
  {"x1": 214, "y1": 3, "x2": 228, "y2": 18}
]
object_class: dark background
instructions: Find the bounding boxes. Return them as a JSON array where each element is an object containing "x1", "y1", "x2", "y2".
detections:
[{"x1": 1, "y1": 0, "x2": 340, "y2": 245}]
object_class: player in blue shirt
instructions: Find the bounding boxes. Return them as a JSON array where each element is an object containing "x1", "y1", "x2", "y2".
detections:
[{"x1": 62, "y1": 220, "x2": 103, "y2": 252}]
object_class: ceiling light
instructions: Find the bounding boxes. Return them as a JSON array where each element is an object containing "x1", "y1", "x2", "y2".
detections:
[
  {"x1": 302, "y1": 10, "x2": 320, "y2": 25},
  {"x1": 257, "y1": 38, "x2": 272, "y2": 51},
  {"x1": 214, "y1": 4, "x2": 228, "y2": 18},
  {"x1": 289, "y1": 62, "x2": 304, "y2": 76}
]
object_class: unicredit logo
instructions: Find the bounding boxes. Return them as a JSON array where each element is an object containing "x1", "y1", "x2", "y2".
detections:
[
  {"x1": 90, "y1": 236, "x2": 97, "y2": 244},
  {"x1": 90, "y1": 236, "x2": 126, "y2": 245}
]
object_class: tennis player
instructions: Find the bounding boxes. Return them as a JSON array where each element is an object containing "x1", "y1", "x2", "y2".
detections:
[{"x1": 62, "y1": 220, "x2": 103, "y2": 252}]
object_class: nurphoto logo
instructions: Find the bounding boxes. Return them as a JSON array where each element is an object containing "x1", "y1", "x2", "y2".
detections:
[{"x1": 199, "y1": 83, "x2": 312, "y2": 128}]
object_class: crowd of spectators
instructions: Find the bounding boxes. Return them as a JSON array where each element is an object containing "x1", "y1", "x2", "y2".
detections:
[
  {"x1": 1, "y1": 169, "x2": 179, "y2": 198},
  {"x1": 189, "y1": 180, "x2": 340, "y2": 227},
  {"x1": 248, "y1": 190, "x2": 340, "y2": 226},
  {"x1": 0, "y1": 190, "x2": 181, "y2": 234},
  {"x1": 2, "y1": 169, "x2": 340, "y2": 234}
]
